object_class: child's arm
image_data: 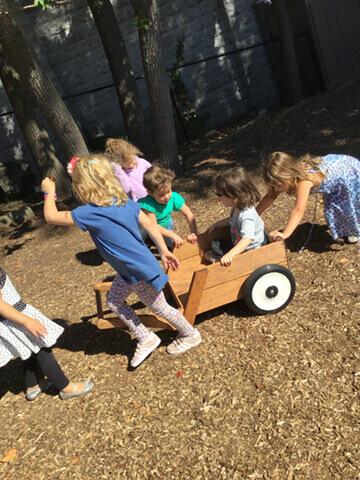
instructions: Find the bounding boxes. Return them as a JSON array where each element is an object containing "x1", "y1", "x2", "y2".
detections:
[
  {"x1": 269, "y1": 180, "x2": 313, "y2": 241},
  {"x1": 220, "y1": 237, "x2": 252, "y2": 266},
  {"x1": 41, "y1": 178, "x2": 75, "y2": 226},
  {"x1": 0, "y1": 291, "x2": 47, "y2": 338},
  {"x1": 256, "y1": 191, "x2": 279, "y2": 216},
  {"x1": 142, "y1": 209, "x2": 184, "y2": 248},
  {"x1": 138, "y1": 211, "x2": 179, "y2": 270},
  {"x1": 180, "y1": 204, "x2": 198, "y2": 244},
  {"x1": 206, "y1": 217, "x2": 230, "y2": 234}
]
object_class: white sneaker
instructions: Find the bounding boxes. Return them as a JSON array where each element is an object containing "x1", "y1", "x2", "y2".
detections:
[
  {"x1": 347, "y1": 236, "x2": 359, "y2": 243},
  {"x1": 130, "y1": 332, "x2": 161, "y2": 368},
  {"x1": 166, "y1": 329, "x2": 202, "y2": 355}
]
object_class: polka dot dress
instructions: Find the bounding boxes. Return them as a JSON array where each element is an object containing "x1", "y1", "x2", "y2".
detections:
[
  {"x1": 0, "y1": 268, "x2": 64, "y2": 368},
  {"x1": 312, "y1": 154, "x2": 360, "y2": 240}
]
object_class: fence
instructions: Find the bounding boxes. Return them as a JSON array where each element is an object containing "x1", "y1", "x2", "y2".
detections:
[{"x1": 0, "y1": 42, "x2": 279, "y2": 198}]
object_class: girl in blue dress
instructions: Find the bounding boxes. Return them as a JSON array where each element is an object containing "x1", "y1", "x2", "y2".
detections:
[
  {"x1": 256, "y1": 152, "x2": 360, "y2": 245},
  {"x1": 41, "y1": 155, "x2": 201, "y2": 369}
]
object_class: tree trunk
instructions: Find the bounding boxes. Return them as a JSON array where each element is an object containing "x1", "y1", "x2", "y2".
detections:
[
  {"x1": 87, "y1": 0, "x2": 151, "y2": 155},
  {"x1": 0, "y1": 0, "x2": 88, "y2": 160},
  {"x1": 0, "y1": 48, "x2": 72, "y2": 197},
  {"x1": 272, "y1": 0, "x2": 303, "y2": 105},
  {"x1": 130, "y1": 0, "x2": 180, "y2": 173}
]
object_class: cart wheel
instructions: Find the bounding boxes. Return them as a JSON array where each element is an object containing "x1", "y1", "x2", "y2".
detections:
[{"x1": 244, "y1": 264, "x2": 295, "y2": 315}]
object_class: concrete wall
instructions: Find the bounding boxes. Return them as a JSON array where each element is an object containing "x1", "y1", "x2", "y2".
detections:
[{"x1": 0, "y1": 0, "x2": 278, "y2": 197}]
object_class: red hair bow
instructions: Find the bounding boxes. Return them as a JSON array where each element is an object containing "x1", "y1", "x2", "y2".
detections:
[{"x1": 67, "y1": 156, "x2": 80, "y2": 176}]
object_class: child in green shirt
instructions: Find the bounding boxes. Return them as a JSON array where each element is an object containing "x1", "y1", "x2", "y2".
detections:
[{"x1": 138, "y1": 166, "x2": 198, "y2": 250}]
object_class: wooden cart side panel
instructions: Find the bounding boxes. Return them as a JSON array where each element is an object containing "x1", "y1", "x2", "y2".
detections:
[
  {"x1": 203, "y1": 241, "x2": 288, "y2": 290},
  {"x1": 169, "y1": 241, "x2": 288, "y2": 296},
  {"x1": 196, "y1": 260, "x2": 289, "y2": 314}
]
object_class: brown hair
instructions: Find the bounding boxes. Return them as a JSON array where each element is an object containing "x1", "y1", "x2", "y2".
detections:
[
  {"x1": 104, "y1": 138, "x2": 142, "y2": 165},
  {"x1": 262, "y1": 151, "x2": 326, "y2": 195},
  {"x1": 72, "y1": 154, "x2": 128, "y2": 206},
  {"x1": 214, "y1": 166, "x2": 261, "y2": 209},
  {"x1": 143, "y1": 166, "x2": 175, "y2": 192}
]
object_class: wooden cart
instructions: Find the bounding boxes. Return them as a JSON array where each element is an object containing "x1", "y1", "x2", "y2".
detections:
[{"x1": 93, "y1": 227, "x2": 295, "y2": 330}]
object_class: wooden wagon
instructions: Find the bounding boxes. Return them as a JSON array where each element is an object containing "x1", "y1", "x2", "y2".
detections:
[{"x1": 93, "y1": 226, "x2": 295, "y2": 330}]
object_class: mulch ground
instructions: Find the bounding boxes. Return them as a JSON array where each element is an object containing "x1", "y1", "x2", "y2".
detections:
[{"x1": 0, "y1": 79, "x2": 359, "y2": 480}]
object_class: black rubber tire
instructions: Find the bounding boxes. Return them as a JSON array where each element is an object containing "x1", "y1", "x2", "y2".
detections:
[{"x1": 243, "y1": 264, "x2": 296, "y2": 315}]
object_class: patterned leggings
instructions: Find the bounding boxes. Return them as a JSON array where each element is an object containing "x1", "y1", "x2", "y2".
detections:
[{"x1": 106, "y1": 275, "x2": 195, "y2": 342}]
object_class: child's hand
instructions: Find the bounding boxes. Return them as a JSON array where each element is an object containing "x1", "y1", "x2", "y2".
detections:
[
  {"x1": 23, "y1": 317, "x2": 48, "y2": 338},
  {"x1": 41, "y1": 177, "x2": 56, "y2": 195},
  {"x1": 160, "y1": 252, "x2": 180, "y2": 271},
  {"x1": 269, "y1": 230, "x2": 286, "y2": 242},
  {"x1": 171, "y1": 233, "x2": 184, "y2": 249},
  {"x1": 220, "y1": 253, "x2": 234, "y2": 267},
  {"x1": 187, "y1": 233, "x2": 197, "y2": 244}
]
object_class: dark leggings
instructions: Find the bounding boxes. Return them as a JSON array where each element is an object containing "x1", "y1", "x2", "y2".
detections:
[{"x1": 23, "y1": 347, "x2": 69, "y2": 391}]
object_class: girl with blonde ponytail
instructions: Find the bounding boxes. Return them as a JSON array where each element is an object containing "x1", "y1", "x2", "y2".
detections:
[{"x1": 41, "y1": 155, "x2": 201, "y2": 369}]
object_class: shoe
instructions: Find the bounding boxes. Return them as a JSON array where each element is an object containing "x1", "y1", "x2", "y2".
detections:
[
  {"x1": 59, "y1": 380, "x2": 94, "y2": 400},
  {"x1": 347, "y1": 236, "x2": 359, "y2": 243},
  {"x1": 26, "y1": 386, "x2": 42, "y2": 401},
  {"x1": 130, "y1": 332, "x2": 161, "y2": 368},
  {"x1": 166, "y1": 329, "x2": 202, "y2": 355},
  {"x1": 26, "y1": 380, "x2": 53, "y2": 401}
]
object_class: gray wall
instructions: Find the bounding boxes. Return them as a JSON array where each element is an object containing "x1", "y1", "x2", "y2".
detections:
[{"x1": 0, "y1": 0, "x2": 278, "y2": 197}]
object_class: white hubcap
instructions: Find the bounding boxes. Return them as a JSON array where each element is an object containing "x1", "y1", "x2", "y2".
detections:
[{"x1": 251, "y1": 272, "x2": 292, "y2": 312}]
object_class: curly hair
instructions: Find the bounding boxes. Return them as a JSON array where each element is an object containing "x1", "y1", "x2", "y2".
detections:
[
  {"x1": 71, "y1": 154, "x2": 128, "y2": 206},
  {"x1": 214, "y1": 166, "x2": 261, "y2": 210},
  {"x1": 143, "y1": 166, "x2": 175, "y2": 192},
  {"x1": 262, "y1": 151, "x2": 326, "y2": 196},
  {"x1": 104, "y1": 138, "x2": 142, "y2": 165}
]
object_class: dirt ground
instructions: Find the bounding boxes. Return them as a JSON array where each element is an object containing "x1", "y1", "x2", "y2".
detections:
[{"x1": 0, "y1": 79, "x2": 360, "y2": 480}]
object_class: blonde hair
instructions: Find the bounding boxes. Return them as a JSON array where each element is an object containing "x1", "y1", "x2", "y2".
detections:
[
  {"x1": 104, "y1": 138, "x2": 142, "y2": 165},
  {"x1": 143, "y1": 166, "x2": 175, "y2": 192},
  {"x1": 214, "y1": 166, "x2": 261, "y2": 210},
  {"x1": 263, "y1": 151, "x2": 326, "y2": 195},
  {"x1": 72, "y1": 154, "x2": 128, "y2": 206}
]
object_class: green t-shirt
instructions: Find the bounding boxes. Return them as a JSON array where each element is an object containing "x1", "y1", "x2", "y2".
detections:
[{"x1": 138, "y1": 191, "x2": 185, "y2": 228}]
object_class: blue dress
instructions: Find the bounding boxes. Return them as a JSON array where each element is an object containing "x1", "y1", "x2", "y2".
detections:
[
  {"x1": 313, "y1": 154, "x2": 360, "y2": 239},
  {"x1": 71, "y1": 199, "x2": 169, "y2": 292}
]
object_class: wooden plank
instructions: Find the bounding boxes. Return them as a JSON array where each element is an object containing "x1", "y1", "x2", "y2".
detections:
[
  {"x1": 196, "y1": 260, "x2": 288, "y2": 314},
  {"x1": 168, "y1": 241, "x2": 288, "y2": 296},
  {"x1": 96, "y1": 314, "x2": 175, "y2": 330},
  {"x1": 183, "y1": 269, "x2": 209, "y2": 325},
  {"x1": 95, "y1": 290, "x2": 103, "y2": 319},
  {"x1": 94, "y1": 282, "x2": 112, "y2": 292}
]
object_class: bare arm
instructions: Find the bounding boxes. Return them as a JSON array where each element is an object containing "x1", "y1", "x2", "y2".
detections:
[
  {"x1": 256, "y1": 191, "x2": 279, "y2": 216},
  {"x1": 41, "y1": 178, "x2": 75, "y2": 226},
  {"x1": 0, "y1": 290, "x2": 47, "y2": 338},
  {"x1": 220, "y1": 237, "x2": 252, "y2": 266},
  {"x1": 142, "y1": 209, "x2": 184, "y2": 248},
  {"x1": 270, "y1": 180, "x2": 313, "y2": 241},
  {"x1": 138, "y1": 210, "x2": 179, "y2": 270},
  {"x1": 180, "y1": 203, "x2": 198, "y2": 244}
]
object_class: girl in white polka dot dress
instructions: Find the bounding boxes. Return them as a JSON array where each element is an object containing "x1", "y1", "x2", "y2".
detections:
[{"x1": 0, "y1": 268, "x2": 94, "y2": 400}]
